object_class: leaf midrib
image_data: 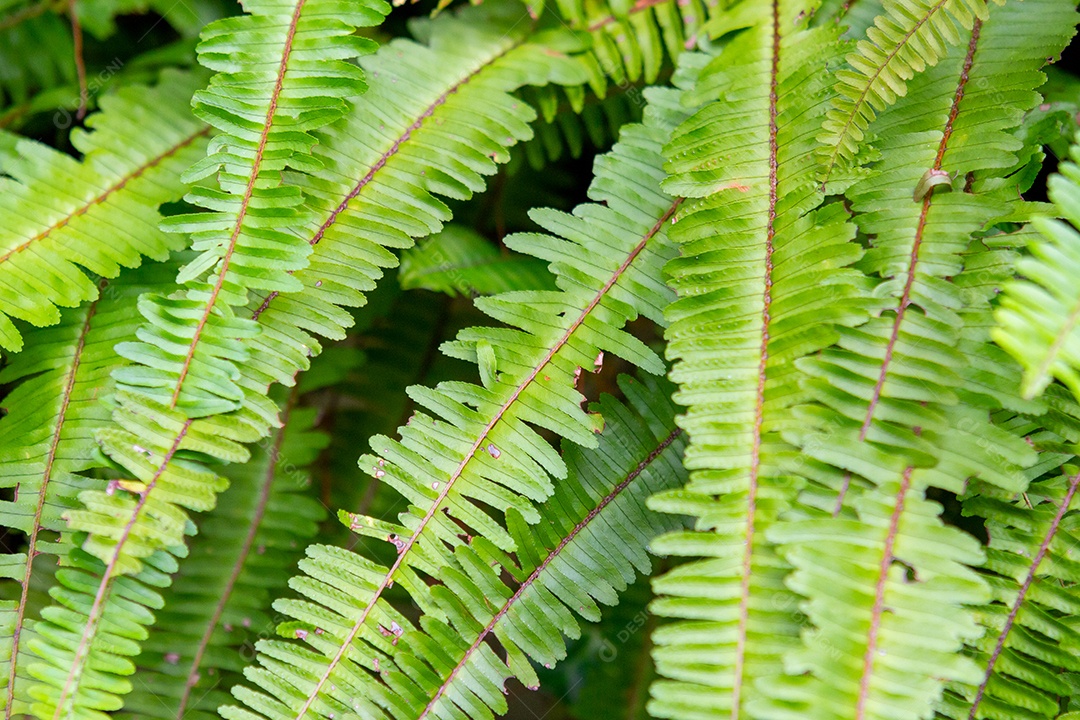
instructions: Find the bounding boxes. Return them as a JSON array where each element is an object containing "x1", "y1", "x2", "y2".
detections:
[{"x1": 291, "y1": 196, "x2": 682, "y2": 720}]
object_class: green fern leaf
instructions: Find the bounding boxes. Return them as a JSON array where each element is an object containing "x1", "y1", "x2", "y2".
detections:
[
  {"x1": 220, "y1": 79, "x2": 687, "y2": 720},
  {"x1": 325, "y1": 375, "x2": 685, "y2": 720},
  {"x1": 26, "y1": 11, "x2": 592, "y2": 718},
  {"x1": 818, "y1": 0, "x2": 994, "y2": 186},
  {"x1": 761, "y1": 2, "x2": 1077, "y2": 718},
  {"x1": 120, "y1": 386, "x2": 327, "y2": 720},
  {"x1": 938, "y1": 447, "x2": 1080, "y2": 720},
  {"x1": 994, "y1": 133, "x2": 1080, "y2": 405},
  {"x1": 644, "y1": 4, "x2": 866, "y2": 717},
  {"x1": 0, "y1": 70, "x2": 209, "y2": 352},
  {"x1": 0, "y1": 260, "x2": 180, "y2": 718},
  {"x1": 113, "y1": 0, "x2": 390, "y2": 418}
]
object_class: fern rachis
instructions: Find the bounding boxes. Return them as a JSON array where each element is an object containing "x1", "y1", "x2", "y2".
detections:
[{"x1": 4, "y1": 2, "x2": 1080, "y2": 720}]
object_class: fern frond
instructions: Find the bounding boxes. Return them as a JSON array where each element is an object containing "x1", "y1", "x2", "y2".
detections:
[
  {"x1": 121, "y1": 386, "x2": 327, "y2": 720},
  {"x1": 230, "y1": 4, "x2": 587, "y2": 427},
  {"x1": 114, "y1": 0, "x2": 390, "y2": 418},
  {"x1": 937, "y1": 449, "x2": 1080, "y2": 720},
  {"x1": 327, "y1": 375, "x2": 685, "y2": 720},
  {"x1": 818, "y1": 0, "x2": 993, "y2": 186},
  {"x1": 83, "y1": 1, "x2": 589, "y2": 576},
  {"x1": 762, "y1": 2, "x2": 1078, "y2": 718},
  {"x1": 994, "y1": 132, "x2": 1080, "y2": 405},
  {"x1": 644, "y1": 4, "x2": 866, "y2": 717},
  {"x1": 222, "y1": 81, "x2": 687, "y2": 720},
  {"x1": 0, "y1": 260, "x2": 179, "y2": 719},
  {"x1": 26, "y1": 13, "x2": 591, "y2": 718},
  {"x1": 0, "y1": 70, "x2": 209, "y2": 352},
  {"x1": 399, "y1": 225, "x2": 554, "y2": 297},
  {"x1": 22, "y1": 544, "x2": 184, "y2": 720}
]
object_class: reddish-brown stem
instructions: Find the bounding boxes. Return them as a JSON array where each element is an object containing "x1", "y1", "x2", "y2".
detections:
[
  {"x1": 859, "y1": 19, "x2": 981, "y2": 441},
  {"x1": 731, "y1": 4, "x2": 781, "y2": 716},
  {"x1": 854, "y1": 467, "x2": 912, "y2": 720},
  {"x1": 67, "y1": 0, "x2": 86, "y2": 120},
  {"x1": 417, "y1": 427, "x2": 683, "y2": 720},
  {"x1": 51, "y1": 420, "x2": 193, "y2": 720},
  {"x1": 4, "y1": 291, "x2": 100, "y2": 719},
  {"x1": 966, "y1": 473, "x2": 1080, "y2": 719},
  {"x1": 0, "y1": 127, "x2": 210, "y2": 266},
  {"x1": 292, "y1": 197, "x2": 683, "y2": 720}
]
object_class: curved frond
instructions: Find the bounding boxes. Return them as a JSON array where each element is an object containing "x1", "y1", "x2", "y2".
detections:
[
  {"x1": 221, "y1": 82, "x2": 687, "y2": 720},
  {"x1": 644, "y1": 3, "x2": 865, "y2": 717},
  {"x1": 114, "y1": 0, "x2": 390, "y2": 418},
  {"x1": 0, "y1": 70, "x2": 208, "y2": 351}
]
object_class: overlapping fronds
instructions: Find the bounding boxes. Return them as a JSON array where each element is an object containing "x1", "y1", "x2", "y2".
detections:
[
  {"x1": 58, "y1": 0, "x2": 589, "y2": 631},
  {"x1": 817, "y1": 0, "x2": 995, "y2": 186},
  {"x1": 762, "y1": 2, "x2": 1077, "y2": 719},
  {"x1": 645, "y1": 3, "x2": 866, "y2": 717},
  {"x1": 231, "y1": 4, "x2": 587, "y2": 428},
  {"x1": 323, "y1": 375, "x2": 686, "y2": 720},
  {"x1": 994, "y1": 132, "x2": 1080, "y2": 405},
  {"x1": 399, "y1": 225, "x2": 553, "y2": 297},
  {"x1": 0, "y1": 70, "x2": 208, "y2": 352},
  {"x1": 221, "y1": 82, "x2": 688, "y2": 720},
  {"x1": 937, "y1": 447, "x2": 1080, "y2": 720},
  {"x1": 114, "y1": 0, "x2": 390, "y2": 419},
  {"x1": 0, "y1": 261, "x2": 179, "y2": 719},
  {"x1": 121, "y1": 387, "x2": 327, "y2": 720}
]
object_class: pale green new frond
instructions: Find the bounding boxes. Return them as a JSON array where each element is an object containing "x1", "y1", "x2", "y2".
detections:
[
  {"x1": 0, "y1": 261, "x2": 180, "y2": 719},
  {"x1": 221, "y1": 81, "x2": 687, "y2": 720},
  {"x1": 994, "y1": 134, "x2": 1080, "y2": 405},
  {"x1": 646, "y1": 4, "x2": 865, "y2": 717},
  {"x1": 121, "y1": 386, "x2": 327, "y2": 720},
  {"x1": 321, "y1": 376, "x2": 685, "y2": 720},
  {"x1": 399, "y1": 225, "x2": 554, "y2": 297},
  {"x1": 0, "y1": 70, "x2": 209, "y2": 352}
]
